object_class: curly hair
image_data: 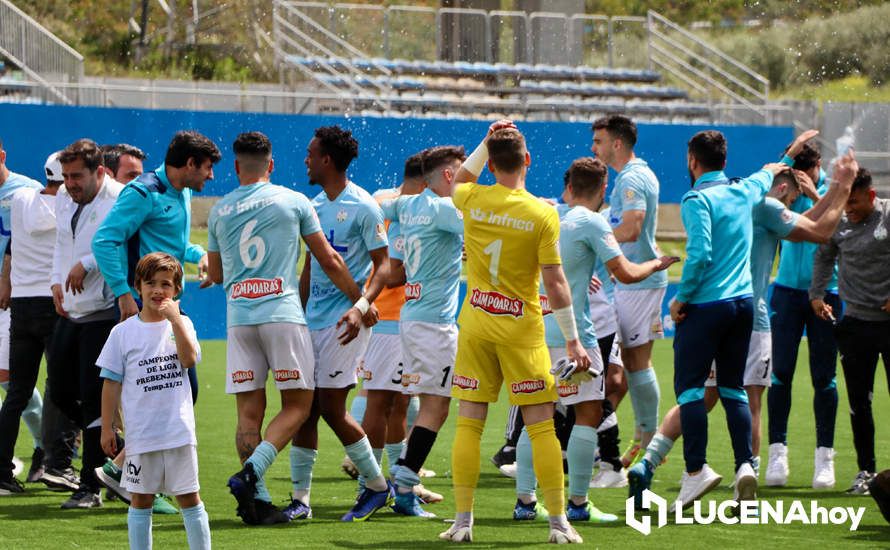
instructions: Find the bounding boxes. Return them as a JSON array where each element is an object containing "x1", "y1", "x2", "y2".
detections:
[{"x1": 314, "y1": 126, "x2": 358, "y2": 172}]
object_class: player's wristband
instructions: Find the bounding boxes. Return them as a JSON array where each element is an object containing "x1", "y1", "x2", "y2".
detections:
[
  {"x1": 552, "y1": 306, "x2": 579, "y2": 341},
  {"x1": 462, "y1": 141, "x2": 489, "y2": 177},
  {"x1": 352, "y1": 296, "x2": 370, "y2": 315}
]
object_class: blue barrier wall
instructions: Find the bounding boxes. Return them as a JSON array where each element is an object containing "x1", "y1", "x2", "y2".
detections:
[{"x1": 0, "y1": 104, "x2": 792, "y2": 203}]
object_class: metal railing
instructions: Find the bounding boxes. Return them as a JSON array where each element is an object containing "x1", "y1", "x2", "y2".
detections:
[
  {"x1": 0, "y1": 0, "x2": 83, "y2": 104},
  {"x1": 646, "y1": 10, "x2": 769, "y2": 121}
]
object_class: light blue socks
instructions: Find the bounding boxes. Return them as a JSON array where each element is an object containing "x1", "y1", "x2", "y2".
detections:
[
  {"x1": 350, "y1": 395, "x2": 367, "y2": 425},
  {"x1": 245, "y1": 440, "x2": 277, "y2": 502},
  {"x1": 567, "y1": 425, "x2": 598, "y2": 499},
  {"x1": 515, "y1": 428, "x2": 537, "y2": 497},
  {"x1": 345, "y1": 436, "x2": 387, "y2": 491},
  {"x1": 181, "y1": 502, "x2": 211, "y2": 550},
  {"x1": 626, "y1": 368, "x2": 660, "y2": 433},
  {"x1": 290, "y1": 446, "x2": 317, "y2": 502},
  {"x1": 127, "y1": 507, "x2": 152, "y2": 550}
]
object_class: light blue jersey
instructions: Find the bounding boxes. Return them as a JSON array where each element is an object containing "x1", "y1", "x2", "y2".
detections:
[
  {"x1": 751, "y1": 197, "x2": 799, "y2": 332},
  {"x1": 677, "y1": 170, "x2": 773, "y2": 305},
  {"x1": 0, "y1": 172, "x2": 42, "y2": 252},
  {"x1": 381, "y1": 188, "x2": 463, "y2": 325},
  {"x1": 608, "y1": 158, "x2": 666, "y2": 290},
  {"x1": 207, "y1": 182, "x2": 321, "y2": 328},
  {"x1": 544, "y1": 206, "x2": 622, "y2": 348},
  {"x1": 307, "y1": 182, "x2": 387, "y2": 330},
  {"x1": 595, "y1": 207, "x2": 617, "y2": 303},
  {"x1": 774, "y1": 164, "x2": 838, "y2": 291}
]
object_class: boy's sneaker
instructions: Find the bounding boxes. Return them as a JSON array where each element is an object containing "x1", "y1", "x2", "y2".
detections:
[
  {"x1": 847, "y1": 471, "x2": 875, "y2": 495},
  {"x1": 41, "y1": 467, "x2": 80, "y2": 492},
  {"x1": 439, "y1": 522, "x2": 473, "y2": 542},
  {"x1": 419, "y1": 468, "x2": 436, "y2": 478},
  {"x1": 94, "y1": 459, "x2": 131, "y2": 504},
  {"x1": 590, "y1": 462, "x2": 627, "y2": 488},
  {"x1": 283, "y1": 497, "x2": 312, "y2": 521},
  {"x1": 499, "y1": 462, "x2": 518, "y2": 479},
  {"x1": 548, "y1": 523, "x2": 583, "y2": 544},
  {"x1": 413, "y1": 483, "x2": 443, "y2": 504},
  {"x1": 26, "y1": 448, "x2": 45, "y2": 483},
  {"x1": 0, "y1": 476, "x2": 24, "y2": 495},
  {"x1": 671, "y1": 464, "x2": 722, "y2": 512},
  {"x1": 254, "y1": 499, "x2": 289, "y2": 525},
  {"x1": 628, "y1": 460, "x2": 655, "y2": 510},
  {"x1": 812, "y1": 447, "x2": 835, "y2": 489},
  {"x1": 392, "y1": 491, "x2": 435, "y2": 517},
  {"x1": 228, "y1": 463, "x2": 259, "y2": 524},
  {"x1": 153, "y1": 494, "x2": 178, "y2": 514},
  {"x1": 61, "y1": 489, "x2": 102, "y2": 509},
  {"x1": 341, "y1": 455, "x2": 359, "y2": 480},
  {"x1": 765, "y1": 443, "x2": 789, "y2": 487},
  {"x1": 513, "y1": 499, "x2": 548, "y2": 520},
  {"x1": 566, "y1": 500, "x2": 618, "y2": 523},
  {"x1": 491, "y1": 445, "x2": 516, "y2": 469},
  {"x1": 341, "y1": 481, "x2": 394, "y2": 522}
]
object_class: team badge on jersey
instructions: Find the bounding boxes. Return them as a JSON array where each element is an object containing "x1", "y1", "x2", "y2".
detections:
[
  {"x1": 604, "y1": 232, "x2": 619, "y2": 248},
  {"x1": 337, "y1": 209, "x2": 348, "y2": 222},
  {"x1": 469, "y1": 288, "x2": 524, "y2": 317},
  {"x1": 625, "y1": 189, "x2": 635, "y2": 201},
  {"x1": 780, "y1": 209, "x2": 794, "y2": 223},
  {"x1": 511, "y1": 379, "x2": 546, "y2": 394},
  {"x1": 375, "y1": 223, "x2": 386, "y2": 241}
]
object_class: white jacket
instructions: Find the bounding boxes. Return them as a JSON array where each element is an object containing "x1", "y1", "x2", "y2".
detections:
[
  {"x1": 52, "y1": 175, "x2": 123, "y2": 318},
  {"x1": 10, "y1": 187, "x2": 55, "y2": 298}
]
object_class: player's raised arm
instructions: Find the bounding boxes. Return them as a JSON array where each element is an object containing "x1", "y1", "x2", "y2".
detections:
[
  {"x1": 606, "y1": 253, "x2": 678, "y2": 284},
  {"x1": 787, "y1": 151, "x2": 858, "y2": 243}
]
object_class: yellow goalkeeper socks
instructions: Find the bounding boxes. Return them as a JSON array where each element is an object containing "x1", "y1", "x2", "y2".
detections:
[
  {"x1": 527, "y1": 418, "x2": 565, "y2": 516},
  {"x1": 452, "y1": 416, "x2": 484, "y2": 513}
]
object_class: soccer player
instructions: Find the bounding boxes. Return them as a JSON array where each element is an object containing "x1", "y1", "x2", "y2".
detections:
[
  {"x1": 0, "y1": 145, "x2": 51, "y2": 494},
  {"x1": 627, "y1": 151, "x2": 858, "y2": 506},
  {"x1": 669, "y1": 130, "x2": 787, "y2": 510},
  {"x1": 439, "y1": 121, "x2": 590, "y2": 544},
  {"x1": 98, "y1": 252, "x2": 210, "y2": 550},
  {"x1": 382, "y1": 145, "x2": 466, "y2": 517},
  {"x1": 290, "y1": 125, "x2": 393, "y2": 522},
  {"x1": 513, "y1": 157, "x2": 675, "y2": 523},
  {"x1": 591, "y1": 115, "x2": 666, "y2": 465},
  {"x1": 811, "y1": 167, "x2": 890, "y2": 494},
  {"x1": 205, "y1": 132, "x2": 364, "y2": 524},
  {"x1": 353, "y1": 152, "x2": 424, "y2": 493},
  {"x1": 767, "y1": 132, "x2": 843, "y2": 488}
]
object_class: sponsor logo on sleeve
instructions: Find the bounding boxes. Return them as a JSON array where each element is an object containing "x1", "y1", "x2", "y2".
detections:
[
  {"x1": 452, "y1": 374, "x2": 480, "y2": 390},
  {"x1": 780, "y1": 209, "x2": 794, "y2": 223},
  {"x1": 469, "y1": 288, "x2": 524, "y2": 317},
  {"x1": 511, "y1": 379, "x2": 546, "y2": 394},
  {"x1": 375, "y1": 223, "x2": 386, "y2": 241},
  {"x1": 232, "y1": 370, "x2": 255, "y2": 384},
  {"x1": 274, "y1": 369, "x2": 302, "y2": 382},
  {"x1": 625, "y1": 189, "x2": 636, "y2": 201},
  {"x1": 604, "y1": 232, "x2": 619, "y2": 248},
  {"x1": 405, "y1": 282, "x2": 422, "y2": 301},
  {"x1": 231, "y1": 277, "x2": 284, "y2": 300}
]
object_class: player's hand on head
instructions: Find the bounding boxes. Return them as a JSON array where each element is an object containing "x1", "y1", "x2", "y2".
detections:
[
  {"x1": 362, "y1": 304, "x2": 379, "y2": 328},
  {"x1": 793, "y1": 169, "x2": 817, "y2": 197},
  {"x1": 487, "y1": 119, "x2": 516, "y2": 138},
  {"x1": 337, "y1": 308, "x2": 362, "y2": 345},
  {"x1": 65, "y1": 262, "x2": 87, "y2": 295},
  {"x1": 788, "y1": 129, "x2": 819, "y2": 157},
  {"x1": 763, "y1": 163, "x2": 789, "y2": 176}
]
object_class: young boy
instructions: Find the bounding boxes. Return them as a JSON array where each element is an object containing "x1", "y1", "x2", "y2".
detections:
[{"x1": 98, "y1": 252, "x2": 210, "y2": 550}]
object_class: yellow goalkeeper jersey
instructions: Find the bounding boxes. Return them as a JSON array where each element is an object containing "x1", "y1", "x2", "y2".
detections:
[{"x1": 453, "y1": 182, "x2": 561, "y2": 345}]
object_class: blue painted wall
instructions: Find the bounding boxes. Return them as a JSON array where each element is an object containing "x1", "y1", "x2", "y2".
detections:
[{"x1": 0, "y1": 104, "x2": 792, "y2": 203}]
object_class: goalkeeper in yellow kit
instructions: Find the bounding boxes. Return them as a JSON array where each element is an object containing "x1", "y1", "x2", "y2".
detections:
[{"x1": 440, "y1": 121, "x2": 591, "y2": 544}]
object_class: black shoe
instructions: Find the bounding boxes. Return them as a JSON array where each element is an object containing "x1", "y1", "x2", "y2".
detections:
[
  {"x1": 0, "y1": 477, "x2": 25, "y2": 496},
  {"x1": 61, "y1": 488, "x2": 102, "y2": 509},
  {"x1": 491, "y1": 445, "x2": 516, "y2": 469},
  {"x1": 254, "y1": 499, "x2": 289, "y2": 525},
  {"x1": 42, "y1": 467, "x2": 80, "y2": 492},
  {"x1": 228, "y1": 463, "x2": 259, "y2": 525},
  {"x1": 26, "y1": 448, "x2": 45, "y2": 483}
]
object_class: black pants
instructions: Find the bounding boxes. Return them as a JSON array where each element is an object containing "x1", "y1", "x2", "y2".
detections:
[
  {"x1": 47, "y1": 315, "x2": 116, "y2": 491},
  {"x1": 41, "y1": 378, "x2": 80, "y2": 471},
  {"x1": 0, "y1": 298, "x2": 60, "y2": 480},
  {"x1": 834, "y1": 316, "x2": 890, "y2": 473}
]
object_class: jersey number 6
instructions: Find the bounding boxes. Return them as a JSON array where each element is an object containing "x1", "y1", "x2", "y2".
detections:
[{"x1": 239, "y1": 219, "x2": 267, "y2": 268}]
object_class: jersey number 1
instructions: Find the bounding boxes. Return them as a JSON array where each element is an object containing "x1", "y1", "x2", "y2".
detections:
[
  {"x1": 482, "y1": 239, "x2": 502, "y2": 285},
  {"x1": 240, "y1": 219, "x2": 266, "y2": 268}
]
